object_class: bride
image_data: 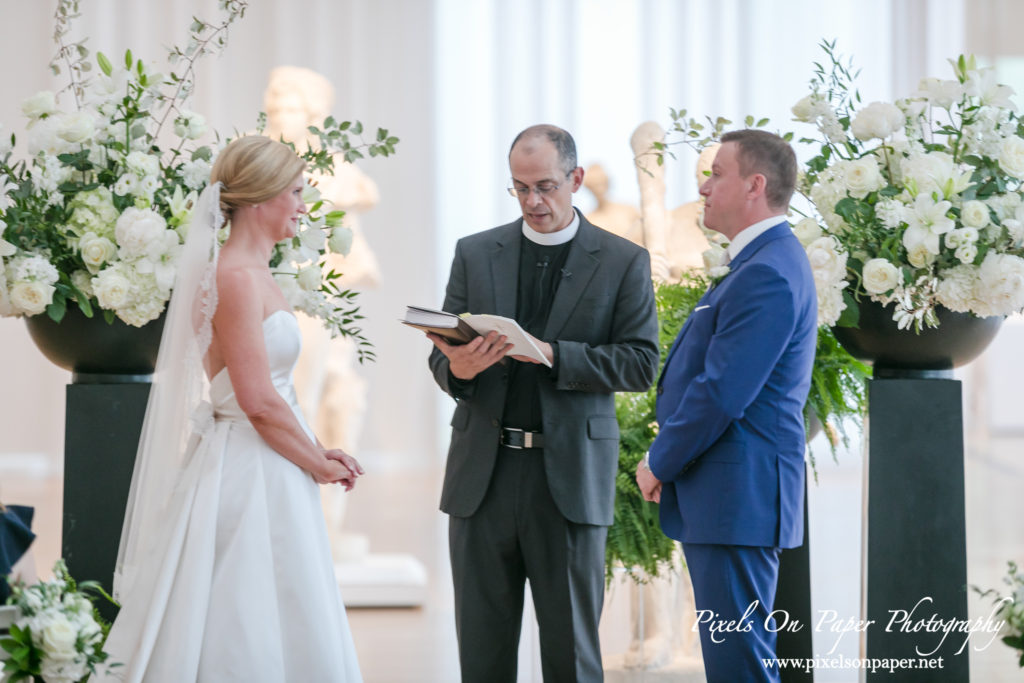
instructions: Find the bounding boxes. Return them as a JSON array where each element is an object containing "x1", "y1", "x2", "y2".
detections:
[{"x1": 99, "y1": 136, "x2": 364, "y2": 682}]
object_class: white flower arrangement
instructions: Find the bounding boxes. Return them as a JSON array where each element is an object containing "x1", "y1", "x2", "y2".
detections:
[
  {"x1": 0, "y1": 1, "x2": 397, "y2": 358},
  {"x1": 793, "y1": 42, "x2": 1024, "y2": 330},
  {"x1": 1, "y1": 559, "x2": 113, "y2": 683}
]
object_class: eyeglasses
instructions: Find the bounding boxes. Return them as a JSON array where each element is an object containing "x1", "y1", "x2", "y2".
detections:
[{"x1": 507, "y1": 170, "x2": 574, "y2": 199}]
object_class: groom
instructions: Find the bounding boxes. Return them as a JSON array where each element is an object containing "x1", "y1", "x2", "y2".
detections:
[{"x1": 635, "y1": 130, "x2": 817, "y2": 683}]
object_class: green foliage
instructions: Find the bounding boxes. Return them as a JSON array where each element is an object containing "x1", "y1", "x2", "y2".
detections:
[
  {"x1": 606, "y1": 274, "x2": 708, "y2": 584},
  {"x1": 973, "y1": 560, "x2": 1024, "y2": 668}
]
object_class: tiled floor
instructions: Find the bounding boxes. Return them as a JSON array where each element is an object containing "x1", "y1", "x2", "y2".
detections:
[{"x1": 3, "y1": 425, "x2": 1022, "y2": 682}]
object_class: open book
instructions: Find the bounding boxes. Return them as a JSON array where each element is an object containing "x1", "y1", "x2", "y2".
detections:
[{"x1": 401, "y1": 305, "x2": 552, "y2": 367}]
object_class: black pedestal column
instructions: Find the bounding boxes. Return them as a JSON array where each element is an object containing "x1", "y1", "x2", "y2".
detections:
[
  {"x1": 63, "y1": 377, "x2": 150, "y2": 622},
  {"x1": 863, "y1": 374, "x2": 969, "y2": 681}
]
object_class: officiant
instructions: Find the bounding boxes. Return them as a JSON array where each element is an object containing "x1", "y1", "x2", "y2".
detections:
[{"x1": 426, "y1": 124, "x2": 659, "y2": 682}]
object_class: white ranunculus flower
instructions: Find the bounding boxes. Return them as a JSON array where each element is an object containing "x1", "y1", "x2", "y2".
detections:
[
  {"x1": 936, "y1": 265, "x2": 980, "y2": 313},
  {"x1": 917, "y1": 77, "x2": 963, "y2": 109},
  {"x1": 9, "y1": 280, "x2": 55, "y2": 315},
  {"x1": 328, "y1": 226, "x2": 353, "y2": 255},
  {"x1": 115, "y1": 207, "x2": 170, "y2": 260},
  {"x1": 297, "y1": 264, "x2": 322, "y2": 291},
  {"x1": 840, "y1": 156, "x2": 885, "y2": 198},
  {"x1": 960, "y1": 199, "x2": 991, "y2": 229},
  {"x1": 78, "y1": 232, "x2": 118, "y2": 273},
  {"x1": 21, "y1": 90, "x2": 57, "y2": 120},
  {"x1": 93, "y1": 268, "x2": 133, "y2": 309},
  {"x1": 792, "y1": 218, "x2": 822, "y2": 246},
  {"x1": 977, "y1": 252, "x2": 1024, "y2": 316},
  {"x1": 862, "y1": 258, "x2": 902, "y2": 294},
  {"x1": 998, "y1": 136, "x2": 1024, "y2": 179},
  {"x1": 55, "y1": 111, "x2": 96, "y2": 144},
  {"x1": 850, "y1": 101, "x2": 905, "y2": 141}
]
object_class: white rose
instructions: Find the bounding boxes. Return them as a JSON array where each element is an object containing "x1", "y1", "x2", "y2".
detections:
[
  {"x1": 21, "y1": 91, "x2": 57, "y2": 120},
  {"x1": 78, "y1": 232, "x2": 118, "y2": 273},
  {"x1": 115, "y1": 207, "x2": 169, "y2": 259},
  {"x1": 850, "y1": 102, "x2": 904, "y2": 141},
  {"x1": 805, "y1": 236, "x2": 847, "y2": 285},
  {"x1": 56, "y1": 111, "x2": 96, "y2": 144},
  {"x1": 40, "y1": 614, "x2": 78, "y2": 659},
  {"x1": 297, "y1": 264, "x2": 322, "y2": 291},
  {"x1": 840, "y1": 157, "x2": 885, "y2": 198},
  {"x1": 93, "y1": 269, "x2": 132, "y2": 309},
  {"x1": 328, "y1": 226, "x2": 353, "y2": 256},
  {"x1": 998, "y1": 136, "x2": 1024, "y2": 179},
  {"x1": 862, "y1": 258, "x2": 902, "y2": 294},
  {"x1": 792, "y1": 218, "x2": 822, "y2": 246},
  {"x1": 960, "y1": 199, "x2": 991, "y2": 229},
  {"x1": 906, "y1": 242, "x2": 936, "y2": 269},
  {"x1": 9, "y1": 280, "x2": 54, "y2": 315}
]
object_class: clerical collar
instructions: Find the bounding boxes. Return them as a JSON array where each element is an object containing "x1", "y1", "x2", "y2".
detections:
[
  {"x1": 727, "y1": 214, "x2": 788, "y2": 260},
  {"x1": 522, "y1": 210, "x2": 579, "y2": 245}
]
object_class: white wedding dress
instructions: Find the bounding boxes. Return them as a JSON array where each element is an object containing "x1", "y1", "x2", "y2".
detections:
[{"x1": 100, "y1": 310, "x2": 362, "y2": 682}]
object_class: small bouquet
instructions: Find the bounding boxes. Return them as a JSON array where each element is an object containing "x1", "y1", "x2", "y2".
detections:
[{"x1": 1, "y1": 559, "x2": 114, "y2": 683}]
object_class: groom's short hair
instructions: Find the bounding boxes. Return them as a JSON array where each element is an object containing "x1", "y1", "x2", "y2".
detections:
[{"x1": 721, "y1": 129, "x2": 797, "y2": 210}]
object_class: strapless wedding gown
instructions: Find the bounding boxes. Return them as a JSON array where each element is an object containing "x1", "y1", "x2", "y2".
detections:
[{"x1": 100, "y1": 311, "x2": 362, "y2": 682}]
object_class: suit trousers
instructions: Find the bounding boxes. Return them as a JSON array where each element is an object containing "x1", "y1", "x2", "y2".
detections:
[
  {"x1": 449, "y1": 446, "x2": 607, "y2": 683},
  {"x1": 683, "y1": 542, "x2": 782, "y2": 683}
]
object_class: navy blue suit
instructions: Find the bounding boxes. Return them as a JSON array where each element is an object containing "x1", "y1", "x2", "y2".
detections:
[{"x1": 649, "y1": 222, "x2": 817, "y2": 682}]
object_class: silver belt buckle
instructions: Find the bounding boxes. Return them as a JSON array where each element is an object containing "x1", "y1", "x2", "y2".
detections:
[{"x1": 504, "y1": 427, "x2": 524, "y2": 449}]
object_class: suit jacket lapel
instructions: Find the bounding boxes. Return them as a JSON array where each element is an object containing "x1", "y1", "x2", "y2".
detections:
[
  {"x1": 489, "y1": 223, "x2": 521, "y2": 318},
  {"x1": 542, "y1": 215, "x2": 600, "y2": 340}
]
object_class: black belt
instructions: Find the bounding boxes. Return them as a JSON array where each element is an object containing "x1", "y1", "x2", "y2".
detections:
[{"x1": 500, "y1": 427, "x2": 544, "y2": 449}]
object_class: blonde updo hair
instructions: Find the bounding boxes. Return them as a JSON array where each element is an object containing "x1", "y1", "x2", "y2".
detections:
[{"x1": 210, "y1": 136, "x2": 306, "y2": 220}]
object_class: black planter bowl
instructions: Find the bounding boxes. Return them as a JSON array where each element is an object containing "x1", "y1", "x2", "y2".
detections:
[
  {"x1": 832, "y1": 298, "x2": 1003, "y2": 377},
  {"x1": 25, "y1": 305, "x2": 165, "y2": 378}
]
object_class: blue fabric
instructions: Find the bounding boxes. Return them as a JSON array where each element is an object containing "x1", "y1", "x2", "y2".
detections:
[
  {"x1": 684, "y1": 542, "x2": 782, "y2": 683},
  {"x1": 649, "y1": 222, "x2": 817, "y2": 549},
  {"x1": 1, "y1": 504, "x2": 35, "y2": 602}
]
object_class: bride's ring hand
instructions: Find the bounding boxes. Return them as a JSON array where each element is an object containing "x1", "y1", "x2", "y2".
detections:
[{"x1": 323, "y1": 449, "x2": 364, "y2": 480}]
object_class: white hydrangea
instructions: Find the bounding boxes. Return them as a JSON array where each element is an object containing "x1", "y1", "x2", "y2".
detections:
[
  {"x1": 976, "y1": 252, "x2": 1024, "y2": 316},
  {"x1": 179, "y1": 158, "x2": 211, "y2": 190},
  {"x1": 875, "y1": 198, "x2": 906, "y2": 229},
  {"x1": 936, "y1": 265, "x2": 980, "y2": 313},
  {"x1": 816, "y1": 284, "x2": 847, "y2": 327},
  {"x1": 125, "y1": 150, "x2": 160, "y2": 178}
]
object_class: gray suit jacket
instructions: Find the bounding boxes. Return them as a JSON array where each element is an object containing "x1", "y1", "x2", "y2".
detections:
[{"x1": 429, "y1": 213, "x2": 659, "y2": 526}]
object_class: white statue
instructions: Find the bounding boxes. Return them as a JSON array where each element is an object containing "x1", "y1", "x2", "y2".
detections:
[
  {"x1": 667, "y1": 142, "x2": 721, "y2": 280},
  {"x1": 630, "y1": 122, "x2": 671, "y2": 282},
  {"x1": 583, "y1": 163, "x2": 643, "y2": 245},
  {"x1": 263, "y1": 66, "x2": 379, "y2": 561}
]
